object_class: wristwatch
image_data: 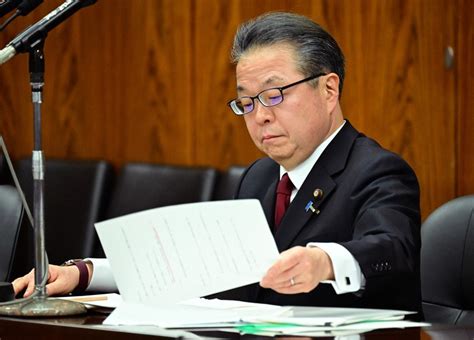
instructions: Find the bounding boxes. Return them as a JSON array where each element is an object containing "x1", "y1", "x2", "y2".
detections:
[{"x1": 61, "y1": 259, "x2": 90, "y2": 294}]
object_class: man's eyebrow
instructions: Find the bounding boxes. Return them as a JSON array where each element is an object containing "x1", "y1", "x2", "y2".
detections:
[
  {"x1": 264, "y1": 75, "x2": 285, "y2": 85},
  {"x1": 236, "y1": 75, "x2": 285, "y2": 94}
]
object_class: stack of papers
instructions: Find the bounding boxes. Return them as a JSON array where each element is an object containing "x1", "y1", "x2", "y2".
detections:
[
  {"x1": 104, "y1": 299, "x2": 289, "y2": 328},
  {"x1": 91, "y1": 201, "x2": 429, "y2": 336},
  {"x1": 67, "y1": 294, "x2": 429, "y2": 336},
  {"x1": 240, "y1": 306, "x2": 429, "y2": 336}
]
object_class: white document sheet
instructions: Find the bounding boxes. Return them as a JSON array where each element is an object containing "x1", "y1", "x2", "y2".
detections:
[
  {"x1": 245, "y1": 306, "x2": 416, "y2": 327},
  {"x1": 232, "y1": 320, "x2": 430, "y2": 337},
  {"x1": 95, "y1": 199, "x2": 279, "y2": 306},
  {"x1": 104, "y1": 301, "x2": 289, "y2": 327},
  {"x1": 277, "y1": 320, "x2": 431, "y2": 335}
]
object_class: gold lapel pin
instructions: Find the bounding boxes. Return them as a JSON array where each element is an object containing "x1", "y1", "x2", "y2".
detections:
[{"x1": 313, "y1": 188, "x2": 323, "y2": 200}]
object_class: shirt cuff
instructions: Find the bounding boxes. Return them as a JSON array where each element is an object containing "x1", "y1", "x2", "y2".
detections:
[
  {"x1": 306, "y1": 242, "x2": 365, "y2": 294},
  {"x1": 84, "y1": 258, "x2": 118, "y2": 292}
]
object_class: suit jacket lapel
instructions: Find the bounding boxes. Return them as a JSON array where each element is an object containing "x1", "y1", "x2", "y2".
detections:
[
  {"x1": 275, "y1": 165, "x2": 336, "y2": 251},
  {"x1": 262, "y1": 178, "x2": 278, "y2": 229},
  {"x1": 274, "y1": 121, "x2": 360, "y2": 251}
]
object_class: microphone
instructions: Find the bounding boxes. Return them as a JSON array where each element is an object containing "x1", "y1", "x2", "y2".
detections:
[
  {"x1": 17, "y1": 0, "x2": 43, "y2": 16},
  {"x1": 16, "y1": 0, "x2": 43, "y2": 16},
  {"x1": 0, "y1": 0, "x2": 97, "y2": 65},
  {"x1": 0, "y1": 0, "x2": 43, "y2": 31},
  {"x1": 0, "y1": 0, "x2": 22, "y2": 18}
]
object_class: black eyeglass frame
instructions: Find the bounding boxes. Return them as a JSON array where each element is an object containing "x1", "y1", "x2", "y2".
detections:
[{"x1": 227, "y1": 72, "x2": 327, "y2": 116}]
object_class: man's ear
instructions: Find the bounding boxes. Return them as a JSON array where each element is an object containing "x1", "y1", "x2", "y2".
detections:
[{"x1": 323, "y1": 73, "x2": 340, "y2": 105}]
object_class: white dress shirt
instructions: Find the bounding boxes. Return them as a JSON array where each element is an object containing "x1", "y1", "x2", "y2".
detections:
[{"x1": 86, "y1": 257, "x2": 116, "y2": 292}]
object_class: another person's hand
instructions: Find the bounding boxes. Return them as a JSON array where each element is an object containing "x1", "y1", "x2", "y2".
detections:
[
  {"x1": 260, "y1": 246, "x2": 334, "y2": 294},
  {"x1": 12, "y1": 265, "x2": 82, "y2": 297}
]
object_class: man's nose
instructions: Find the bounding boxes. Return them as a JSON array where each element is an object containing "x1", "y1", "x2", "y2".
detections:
[{"x1": 253, "y1": 100, "x2": 274, "y2": 124}]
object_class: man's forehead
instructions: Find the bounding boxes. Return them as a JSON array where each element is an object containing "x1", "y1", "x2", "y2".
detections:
[
  {"x1": 235, "y1": 46, "x2": 298, "y2": 93},
  {"x1": 236, "y1": 75, "x2": 286, "y2": 92}
]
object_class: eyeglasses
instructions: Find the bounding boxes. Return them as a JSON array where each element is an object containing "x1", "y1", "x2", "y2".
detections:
[{"x1": 227, "y1": 73, "x2": 327, "y2": 116}]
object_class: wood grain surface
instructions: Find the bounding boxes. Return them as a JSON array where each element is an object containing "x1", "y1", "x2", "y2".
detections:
[{"x1": 0, "y1": 0, "x2": 471, "y2": 218}]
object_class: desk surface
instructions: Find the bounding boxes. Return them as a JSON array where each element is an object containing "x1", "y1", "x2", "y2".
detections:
[{"x1": 0, "y1": 311, "x2": 473, "y2": 339}]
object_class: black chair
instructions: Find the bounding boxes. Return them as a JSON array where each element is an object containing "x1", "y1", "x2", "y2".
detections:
[
  {"x1": 0, "y1": 154, "x2": 5, "y2": 182},
  {"x1": 104, "y1": 162, "x2": 217, "y2": 219},
  {"x1": 212, "y1": 166, "x2": 246, "y2": 200},
  {"x1": 92, "y1": 163, "x2": 217, "y2": 257},
  {"x1": 15, "y1": 158, "x2": 114, "y2": 267},
  {"x1": 0, "y1": 154, "x2": 13, "y2": 185},
  {"x1": 0, "y1": 185, "x2": 24, "y2": 282},
  {"x1": 421, "y1": 195, "x2": 474, "y2": 325}
]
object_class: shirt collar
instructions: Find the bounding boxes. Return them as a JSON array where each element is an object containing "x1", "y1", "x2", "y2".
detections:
[{"x1": 280, "y1": 120, "x2": 346, "y2": 190}]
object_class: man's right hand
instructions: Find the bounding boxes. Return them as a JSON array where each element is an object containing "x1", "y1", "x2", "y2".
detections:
[{"x1": 12, "y1": 264, "x2": 82, "y2": 297}]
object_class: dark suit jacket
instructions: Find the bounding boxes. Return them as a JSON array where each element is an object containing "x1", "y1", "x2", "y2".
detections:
[{"x1": 214, "y1": 121, "x2": 422, "y2": 317}]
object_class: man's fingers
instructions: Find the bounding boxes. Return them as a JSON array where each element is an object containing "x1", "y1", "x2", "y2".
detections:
[
  {"x1": 261, "y1": 264, "x2": 301, "y2": 287},
  {"x1": 44, "y1": 281, "x2": 61, "y2": 297},
  {"x1": 275, "y1": 247, "x2": 304, "y2": 268},
  {"x1": 261, "y1": 247, "x2": 331, "y2": 294},
  {"x1": 45, "y1": 278, "x2": 72, "y2": 297},
  {"x1": 44, "y1": 266, "x2": 80, "y2": 296},
  {"x1": 264, "y1": 246, "x2": 305, "y2": 279},
  {"x1": 11, "y1": 268, "x2": 53, "y2": 298},
  {"x1": 23, "y1": 280, "x2": 37, "y2": 298},
  {"x1": 11, "y1": 277, "x2": 27, "y2": 296},
  {"x1": 262, "y1": 247, "x2": 308, "y2": 287},
  {"x1": 12, "y1": 270, "x2": 35, "y2": 297},
  {"x1": 269, "y1": 273, "x2": 319, "y2": 294}
]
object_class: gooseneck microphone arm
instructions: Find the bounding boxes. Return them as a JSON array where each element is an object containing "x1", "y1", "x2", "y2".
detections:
[
  {"x1": 0, "y1": 0, "x2": 96, "y2": 64},
  {"x1": 0, "y1": 0, "x2": 22, "y2": 18},
  {"x1": 0, "y1": 0, "x2": 44, "y2": 32}
]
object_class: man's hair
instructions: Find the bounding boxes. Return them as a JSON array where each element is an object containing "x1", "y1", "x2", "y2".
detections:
[{"x1": 231, "y1": 12, "x2": 345, "y2": 95}]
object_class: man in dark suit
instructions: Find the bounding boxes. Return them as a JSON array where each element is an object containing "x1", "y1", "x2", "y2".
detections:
[
  {"x1": 221, "y1": 11, "x2": 421, "y2": 315},
  {"x1": 13, "y1": 12, "x2": 422, "y2": 317}
]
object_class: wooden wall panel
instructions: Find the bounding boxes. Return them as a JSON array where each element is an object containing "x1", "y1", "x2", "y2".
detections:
[
  {"x1": 336, "y1": 0, "x2": 457, "y2": 216},
  {"x1": 1, "y1": 0, "x2": 194, "y2": 166},
  {"x1": 0, "y1": 0, "x2": 468, "y2": 218},
  {"x1": 193, "y1": 0, "x2": 457, "y2": 217},
  {"x1": 193, "y1": 1, "x2": 259, "y2": 168},
  {"x1": 457, "y1": 0, "x2": 474, "y2": 196}
]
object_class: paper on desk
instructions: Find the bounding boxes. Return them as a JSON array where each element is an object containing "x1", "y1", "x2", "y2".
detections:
[
  {"x1": 245, "y1": 306, "x2": 415, "y2": 327},
  {"x1": 180, "y1": 297, "x2": 283, "y2": 311},
  {"x1": 90, "y1": 323, "x2": 202, "y2": 338},
  {"x1": 95, "y1": 199, "x2": 279, "y2": 305},
  {"x1": 279, "y1": 320, "x2": 431, "y2": 334},
  {"x1": 104, "y1": 301, "x2": 289, "y2": 327},
  {"x1": 234, "y1": 320, "x2": 430, "y2": 337}
]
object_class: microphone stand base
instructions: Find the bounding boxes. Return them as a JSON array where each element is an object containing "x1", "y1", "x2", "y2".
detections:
[{"x1": 0, "y1": 296, "x2": 87, "y2": 317}]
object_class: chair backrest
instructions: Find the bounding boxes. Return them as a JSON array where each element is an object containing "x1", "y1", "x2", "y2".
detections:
[
  {"x1": 212, "y1": 166, "x2": 246, "y2": 200},
  {"x1": 15, "y1": 158, "x2": 113, "y2": 267},
  {"x1": 104, "y1": 163, "x2": 217, "y2": 220},
  {"x1": 0, "y1": 154, "x2": 12, "y2": 185},
  {"x1": 0, "y1": 185, "x2": 24, "y2": 281},
  {"x1": 0, "y1": 154, "x2": 5, "y2": 182},
  {"x1": 421, "y1": 195, "x2": 474, "y2": 325}
]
